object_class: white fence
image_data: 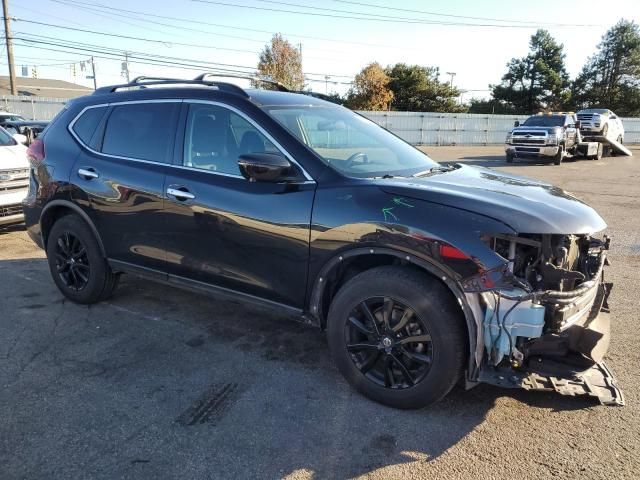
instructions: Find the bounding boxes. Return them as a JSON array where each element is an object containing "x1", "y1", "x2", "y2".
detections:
[
  {"x1": 360, "y1": 111, "x2": 640, "y2": 145},
  {"x1": 3, "y1": 95, "x2": 639, "y2": 145}
]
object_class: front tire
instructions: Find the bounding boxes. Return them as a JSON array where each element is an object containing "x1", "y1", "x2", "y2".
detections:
[
  {"x1": 327, "y1": 266, "x2": 467, "y2": 409},
  {"x1": 46, "y1": 214, "x2": 119, "y2": 304},
  {"x1": 553, "y1": 147, "x2": 564, "y2": 165},
  {"x1": 506, "y1": 152, "x2": 514, "y2": 163}
]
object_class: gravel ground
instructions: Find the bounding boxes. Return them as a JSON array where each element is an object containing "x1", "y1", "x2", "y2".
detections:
[{"x1": 1, "y1": 146, "x2": 639, "y2": 479}]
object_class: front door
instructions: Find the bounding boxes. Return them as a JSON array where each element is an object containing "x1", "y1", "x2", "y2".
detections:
[{"x1": 163, "y1": 101, "x2": 316, "y2": 308}]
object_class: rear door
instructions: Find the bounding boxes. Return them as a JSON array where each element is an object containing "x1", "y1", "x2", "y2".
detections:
[
  {"x1": 162, "y1": 100, "x2": 316, "y2": 308},
  {"x1": 70, "y1": 100, "x2": 180, "y2": 271}
]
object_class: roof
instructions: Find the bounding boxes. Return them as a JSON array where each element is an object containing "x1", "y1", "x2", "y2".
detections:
[
  {"x1": 0, "y1": 76, "x2": 93, "y2": 99},
  {"x1": 246, "y1": 89, "x2": 337, "y2": 107}
]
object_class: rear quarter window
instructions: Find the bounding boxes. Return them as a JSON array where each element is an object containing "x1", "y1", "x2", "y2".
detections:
[{"x1": 71, "y1": 106, "x2": 107, "y2": 145}]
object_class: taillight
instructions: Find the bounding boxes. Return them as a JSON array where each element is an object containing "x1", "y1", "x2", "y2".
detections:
[{"x1": 26, "y1": 138, "x2": 45, "y2": 168}]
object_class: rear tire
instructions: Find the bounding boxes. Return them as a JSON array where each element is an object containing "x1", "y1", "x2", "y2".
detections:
[
  {"x1": 46, "y1": 214, "x2": 119, "y2": 304},
  {"x1": 327, "y1": 266, "x2": 467, "y2": 409}
]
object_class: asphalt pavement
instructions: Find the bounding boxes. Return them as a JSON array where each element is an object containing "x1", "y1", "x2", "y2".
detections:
[{"x1": 1, "y1": 146, "x2": 638, "y2": 479}]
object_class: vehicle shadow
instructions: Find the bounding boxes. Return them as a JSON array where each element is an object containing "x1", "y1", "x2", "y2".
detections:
[{"x1": 0, "y1": 257, "x2": 599, "y2": 479}]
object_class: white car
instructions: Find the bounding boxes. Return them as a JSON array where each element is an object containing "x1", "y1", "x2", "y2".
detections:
[
  {"x1": 576, "y1": 108, "x2": 625, "y2": 143},
  {"x1": 0, "y1": 127, "x2": 29, "y2": 227}
]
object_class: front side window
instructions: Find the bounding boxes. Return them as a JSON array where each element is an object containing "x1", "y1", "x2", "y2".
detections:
[
  {"x1": 263, "y1": 106, "x2": 438, "y2": 178},
  {"x1": 183, "y1": 103, "x2": 279, "y2": 176},
  {"x1": 102, "y1": 103, "x2": 178, "y2": 162}
]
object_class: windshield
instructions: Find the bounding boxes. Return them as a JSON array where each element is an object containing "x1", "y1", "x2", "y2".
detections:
[
  {"x1": 262, "y1": 106, "x2": 439, "y2": 178},
  {"x1": 0, "y1": 127, "x2": 16, "y2": 146},
  {"x1": 580, "y1": 109, "x2": 608, "y2": 114},
  {"x1": 522, "y1": 115, "x2": 565, "y2": 127},
  {"x1": 0, "y1": 114, "x2": 25, "y2": 123}
]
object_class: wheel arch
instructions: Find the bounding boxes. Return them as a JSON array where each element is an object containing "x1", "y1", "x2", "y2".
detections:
[
  {"x1": 307, "y1": 247, "x2": 478, "y2": 374},
  {"x1": 40, "y1": 200, "x2": 106, "y2": 257}
]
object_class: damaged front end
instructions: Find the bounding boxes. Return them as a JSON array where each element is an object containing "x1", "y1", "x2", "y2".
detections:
[{"x1": 467, "y1": 233, "x2": 623, "y2": 406}]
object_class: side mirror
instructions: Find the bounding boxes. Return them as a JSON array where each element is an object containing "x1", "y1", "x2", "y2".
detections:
[
  {"x1": 575, "y1": 120, "x2": 581, "y2": 129},
  {"x1": 12, "y1": 133, "x2": 28, "y2": 145},
  {"x1": 238, "y1": 153, "x2": 294, "y2": 183},
  {"x1": 513, "y1": 121, "x2": 520, "y2": 127}
]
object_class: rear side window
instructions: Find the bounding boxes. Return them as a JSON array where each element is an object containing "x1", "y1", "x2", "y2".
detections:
[
  {"x1": 102, "y1": 103, "x2": 178, "y2": 163},
  {"x1": 72, "y1": 106, "x2": 107, "y2": 145}
]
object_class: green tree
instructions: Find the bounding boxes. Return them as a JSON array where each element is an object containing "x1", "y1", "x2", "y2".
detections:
[
  {"x1": 385, "y1": 63, "x2": 466, "y2": 112},
  {"x1": 255, "y1": 34, "x2": 305, "y2": 90},
  {"x1": 467, "y1": 98, "x2": 518, "y2": 114},
  {"x1": 491, "y1": 29, "x2": 570, "y2": 113},
  {"x1": 572, "y1": 19, "x2": 640, "y2": 116},
  {"x1": 344, "y1": 62, "x2": 394, "y2": 110}
]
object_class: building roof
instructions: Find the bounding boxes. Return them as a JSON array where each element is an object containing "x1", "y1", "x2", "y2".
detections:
[{"x1": 0, "y1": 76, "x2": 93, "y2": 99}]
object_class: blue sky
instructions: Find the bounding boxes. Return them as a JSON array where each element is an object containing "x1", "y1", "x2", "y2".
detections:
[{"x1": 4, "y1": 0, "x2": 640, "y2": 99}]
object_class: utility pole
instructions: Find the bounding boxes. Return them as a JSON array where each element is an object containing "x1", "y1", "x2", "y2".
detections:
[
  {"x1": 324, "y1": 75, "x2": 330, "y2": 94},
  {"x1": 123, "y1": 52, "x2": 130, "y2": 82},
  {"x1": 2, "y1": 0, "x2": 17, "y2": 95},
  {"x1": 90, "y1": 56, "x2": 97, "y2": 90},
  {"x1": 446, "y1": 71, "x2": 456, "y2": 88}
]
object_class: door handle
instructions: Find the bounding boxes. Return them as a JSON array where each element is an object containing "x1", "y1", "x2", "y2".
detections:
[
  {"x1": 167, "y1": 187, "x2": 195, "y2": 201},
  {"x1": 78, "y1": 167, "x2": 99, "y2": 180}
]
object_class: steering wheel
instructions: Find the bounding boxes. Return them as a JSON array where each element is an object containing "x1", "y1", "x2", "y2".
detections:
[{"x1": 345, "y1": 152, "x2": 369, "y2": 169}]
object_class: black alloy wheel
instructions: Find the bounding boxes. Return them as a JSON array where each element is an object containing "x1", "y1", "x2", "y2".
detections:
[
  {"x1": 54, "y1": 232, "x2": 91, "y2": 291},
  {"x1": 46, "y1": 214, "x2": 119, "y2": 304},
  {"x1": 328, "y1": 266, "x2": 467, "y2": 408},
  {"x1": 346, "y1": 297, "x2": 433, "y2": 389}
]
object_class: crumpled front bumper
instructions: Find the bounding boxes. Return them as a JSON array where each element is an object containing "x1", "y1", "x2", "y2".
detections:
[{"x1": 471, "y1": 241, "x2": 624, "y2": 406}]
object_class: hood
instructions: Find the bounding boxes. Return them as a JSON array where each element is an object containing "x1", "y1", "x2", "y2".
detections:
[
  {"x1": 0, "y1": 144, "x2": 29, "y2": 170},
  {"x1": 379, "y1": 165, "x2": 607, "y2": 234}
]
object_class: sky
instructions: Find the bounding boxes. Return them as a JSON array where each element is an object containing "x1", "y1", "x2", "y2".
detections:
[{"x1": 3, "y1": 0, "x2": 640, "y2": 100}]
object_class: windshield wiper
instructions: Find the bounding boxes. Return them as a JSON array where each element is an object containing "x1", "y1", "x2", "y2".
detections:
[{"x1": 412, "y1": 164, "x2": 457, "y2": 177}]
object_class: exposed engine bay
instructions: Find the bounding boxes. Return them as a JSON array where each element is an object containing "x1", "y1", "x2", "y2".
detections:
[{"x1": 472, "y1": 233, "x2": 623, "y2": 406}]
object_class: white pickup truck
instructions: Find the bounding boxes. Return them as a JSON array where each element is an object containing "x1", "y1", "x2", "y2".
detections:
[{"x1": 0, "y1": 128, "x2": 29, "y2": 227}]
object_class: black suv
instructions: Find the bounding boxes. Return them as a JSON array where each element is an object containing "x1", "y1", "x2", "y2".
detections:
[{"x1": 23, "y1": 75, "x2": 622, "y2": 408}]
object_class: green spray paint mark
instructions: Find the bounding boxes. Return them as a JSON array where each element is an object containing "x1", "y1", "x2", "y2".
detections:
[
  {"x1": 392, "y1": 197, "x2": 414, "y2": 208},
  {"x1": 382, "y1": 207, "x2": 398, "y2": 222}
]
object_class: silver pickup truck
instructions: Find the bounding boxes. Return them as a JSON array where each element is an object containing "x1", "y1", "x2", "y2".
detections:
[{"x1": 505, "y1": 112, "x2": 589, "y2": 165}]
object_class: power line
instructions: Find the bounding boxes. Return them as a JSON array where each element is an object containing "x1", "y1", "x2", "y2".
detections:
[
  {"x1": 10, "y1": 34, "x2": 354, "y2": 81},
  {"x1": 329, "y1": 0, "x2": 601, "y2": 27},
  {"x1": 9, "y1": 17, "x2": 261, "y2": 55},
  {"x1": 48, "y1": 0, "x2": 363, "y2": 62},
  {"x1": 50, "y1": 0, "x2": 435, "y2": 53},
  {"x1": 192, "y1": 0, "x2": 601, "y2": 28}
]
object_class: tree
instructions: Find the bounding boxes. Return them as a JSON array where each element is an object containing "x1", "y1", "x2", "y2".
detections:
[
  {"x1": 572, "y1": 19, "x2": 640, "y2": 116},
  {"x1": 344, "y1": 62, "x2": 393, "y2": 110},
  {"x1": 384, "y1": 63, "x2": 465, "y2": 113},
  {"x1": 491, "y1": 29, "x2": 570, "y2": 113},
  {"x1": 467, "y1": 98, "x2": 518, "y2": 114},
  {"x1": 255, "y1": 34, "x2": 305, "y2": 91}
]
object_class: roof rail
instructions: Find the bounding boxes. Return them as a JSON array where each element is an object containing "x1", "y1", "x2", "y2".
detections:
[
  {"x1": 194, "y1": 73, "x2": 290, "y2": 92},
  {"x1": 92, "y1": 75, "x2": 250, "y2": 97}
]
